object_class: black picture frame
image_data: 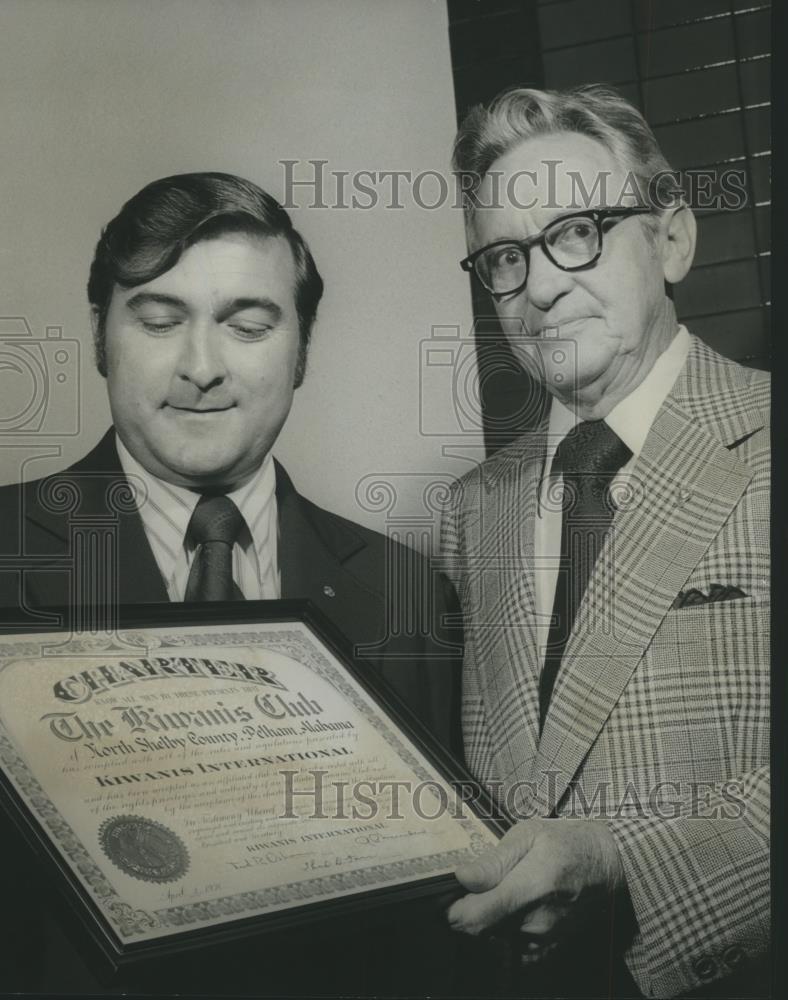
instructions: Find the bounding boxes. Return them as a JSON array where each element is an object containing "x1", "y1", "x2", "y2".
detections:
[{"x1": 0, "y1": 599, "x2": 504, "y2": 977}]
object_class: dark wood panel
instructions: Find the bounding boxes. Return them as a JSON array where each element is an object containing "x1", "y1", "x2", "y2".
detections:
[
  {"x1": 694, "y1": 211, "x2": 756, "y2": 266},
  {"x1": 632, "y1": 0, "x2": 733, "y2": 31},
  {"x1": 674, "y1": 258, "x2": 762, "y2": 317},
  {"x1": 537, "y1": 0, "x2": 631, "y2": 50},
  {"x1": 755, "y1": 203, "x2": 770, "y2": 251},
  {"x1": 689, "y1": 306, "x2": 770, "y2": 368},
  {"x1": 448, "y1": 0, "x2": 521, "y2": 23},
  {"x1": 543, "y1": 36, "x2": 636, "y2": 87},
  {"x1": 450, "y1": 10, "x2": 536, "y2": 68},
  {"x1": 735, "y1": 7, "x2": 771, "y2": 58},
  {"x1": 748, "y1": 155, "x2": 771, "y2": 202},
  {"x1": 643, "y1": 65, "x2": 740, "y2": 125},
  {"x1": 739, "y1": 56, "x2": 771, "y2": 105},
  {"x1": 758, "y1": 253, "x2": 770, "y2": 301},
  {"x1": 745, "y1": 105, "x2": 771, "y2": 154},
  {"x1": 637, "y1": 17, "x2": 735, "y2": 77},
  {"x1": 654, "y1": 113, "x2": 745, "y2": 168}
]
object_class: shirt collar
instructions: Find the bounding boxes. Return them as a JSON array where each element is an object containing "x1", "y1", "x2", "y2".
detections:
[
  {"x1": 539, "y1": 326, "x2": 691, "y2": 518},
  {"x1": 605, "y1": 325, "x2": 691, "y2": 457},
  {"x1": 545, "y1": 325, "x2": 691, "y2": 472},
  {"x1": 115, "y1": 435, "x2": 276, "y2": 561}
]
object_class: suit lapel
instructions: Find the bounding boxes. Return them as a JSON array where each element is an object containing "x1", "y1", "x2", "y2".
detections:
[
  {"x1": 275, "y1": 461, "x2": 370, "y2": 627},
  {"x1": 23, "y1": 430, "x2": 169, "y2": 608},
  {"x1": 472, "y1": 431, "x2": 546, "y2": 801},
  {"x1": 529, "y1": 343, "x2": 763, "y2": 814}
]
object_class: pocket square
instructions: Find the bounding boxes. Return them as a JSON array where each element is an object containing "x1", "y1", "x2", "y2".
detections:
[{"x1": 672, "y1": 584, "x2": 747, "y2": 609}]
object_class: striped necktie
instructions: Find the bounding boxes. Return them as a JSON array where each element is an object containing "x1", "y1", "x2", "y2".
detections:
[{"x1": 184, "y1": 494, "x2": 245, "y2": 602}]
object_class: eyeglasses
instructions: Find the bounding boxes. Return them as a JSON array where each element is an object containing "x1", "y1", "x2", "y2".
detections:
[{"x1": 459, "y1": 207, "x2": 653, "y2": 299}]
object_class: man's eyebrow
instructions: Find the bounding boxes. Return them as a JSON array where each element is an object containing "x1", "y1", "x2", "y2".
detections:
[
  {"x1": 125, "y1": 292, "x2": 189, "y2": 311},
  {"x1": 215, "y1": 298, "x2": 283, "y2": 324}
]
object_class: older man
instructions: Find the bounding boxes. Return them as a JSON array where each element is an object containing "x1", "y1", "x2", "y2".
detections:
[
  {"x1": 0, "y1": 172, "x2": 461, "y2": 995},
  {"x1": 442, "y1": 87, "x2": 769, "y2": 998}
]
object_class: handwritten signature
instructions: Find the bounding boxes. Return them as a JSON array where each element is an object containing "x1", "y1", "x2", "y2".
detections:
[
  {"x1": 354, "y1": 830, "x2": 424, "y2": 846},
  {"x1": 303, "y1": 853, "x2": 373, "y2": 871}
]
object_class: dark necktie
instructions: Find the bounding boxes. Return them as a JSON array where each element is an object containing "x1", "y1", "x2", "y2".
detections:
[
  {"x1": 184, "y1": 495, "x2": 245, "y2": 602},
  {"x1": 539, "y1": 420, "x2": 632, "y2": 728}
]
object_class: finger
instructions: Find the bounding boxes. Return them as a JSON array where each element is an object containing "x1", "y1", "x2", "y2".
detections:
[
  {"x1": 448, "y1": 861, "x2": 539, "y2": 936},
  {"x1": 519, "y1": 903, "x2": 565, "y2": 938},
  {"x1": 448, "y1": 884, "x2": 512, "y2": 936},
  {"x1": 455, "y1": 822, "x2": 537, "y2": 893}
]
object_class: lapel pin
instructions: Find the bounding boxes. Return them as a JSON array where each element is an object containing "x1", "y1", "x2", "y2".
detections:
[
  {"x1": 678, "y1": 488, "x2": 692, "y2": 504},
  {"x1": 322, "y1": 585, "x2": 336, "y2": 598}
]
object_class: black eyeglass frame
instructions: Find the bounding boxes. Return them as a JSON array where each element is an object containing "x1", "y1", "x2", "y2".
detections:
[{"x1": 459, "y1": 206, "x2": 654, "y2": 299}]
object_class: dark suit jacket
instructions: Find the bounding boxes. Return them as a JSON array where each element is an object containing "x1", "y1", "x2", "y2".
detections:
[
  {"x1": 0, "y1": 429, "x2": 465, "y2": 997},
  {"x1": 0, "y1": 428, "x2": 461, "y2": 745}
]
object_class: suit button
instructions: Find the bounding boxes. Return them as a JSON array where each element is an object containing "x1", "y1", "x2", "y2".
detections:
[
  {"x1": 693, "y1": 957, "x2": 718, "y2": 982},
  {"x1": 722, "y1": 945, "x2": 745, "y2": 968}
]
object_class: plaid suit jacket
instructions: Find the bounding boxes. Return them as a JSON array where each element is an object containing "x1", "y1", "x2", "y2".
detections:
[{"x1": 440, "y1": 337, "x2": 770, "y2": 997}]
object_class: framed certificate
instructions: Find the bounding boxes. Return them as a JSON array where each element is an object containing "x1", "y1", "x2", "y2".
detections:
[{"x1": 0, "y1": 601, "x2": 502, "y2": 970}]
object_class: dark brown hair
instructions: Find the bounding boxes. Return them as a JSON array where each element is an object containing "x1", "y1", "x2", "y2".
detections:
[{"x1": 88, "y1": 172, "x2": 323, "y2": 386}]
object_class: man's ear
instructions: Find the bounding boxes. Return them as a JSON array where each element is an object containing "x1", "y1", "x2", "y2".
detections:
[
  {"x1": 89, "y1": 305, "x2": 108, "y2": 378},
  {"x1": 89, "y1": 305, "x2": 100, "y2": 341},
  {"x1": 660, "y1": 205, "x2": 696, "y2": 284}
]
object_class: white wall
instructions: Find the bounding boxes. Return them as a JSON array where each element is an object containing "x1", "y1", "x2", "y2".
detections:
[{"x1": 0, "y1": 0, "x2": 480, "y2": 549}]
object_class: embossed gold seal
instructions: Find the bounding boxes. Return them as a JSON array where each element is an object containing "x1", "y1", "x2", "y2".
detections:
[{"x1": 99, "y1": 815, "x2": 189, "y2": 884}]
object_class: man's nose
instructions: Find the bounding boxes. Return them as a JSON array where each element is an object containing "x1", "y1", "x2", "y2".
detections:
[
  {"x1": 525, "y1": 245, "x2": 573, "y2": 312},
  {"x1": 176, "y1": 322, "x2": 227, "y2": 390}
]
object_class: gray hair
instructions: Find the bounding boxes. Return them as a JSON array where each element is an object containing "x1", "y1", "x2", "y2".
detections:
[{"x1": 453, "y1": 84, "x2": 683, "y2": 222}]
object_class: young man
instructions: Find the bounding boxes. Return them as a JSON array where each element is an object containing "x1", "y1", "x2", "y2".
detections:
[{"x1": 0, "y1": 172, "x2": 461, "y2": 995}]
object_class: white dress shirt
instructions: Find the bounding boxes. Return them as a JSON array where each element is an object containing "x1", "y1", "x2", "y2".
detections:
[
  {"x1": 116, "y1": 436, "x2": 280, "y2": 601},
  {"x1": 533, "y1": 326, "x2": 691, "y2": 661}
]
